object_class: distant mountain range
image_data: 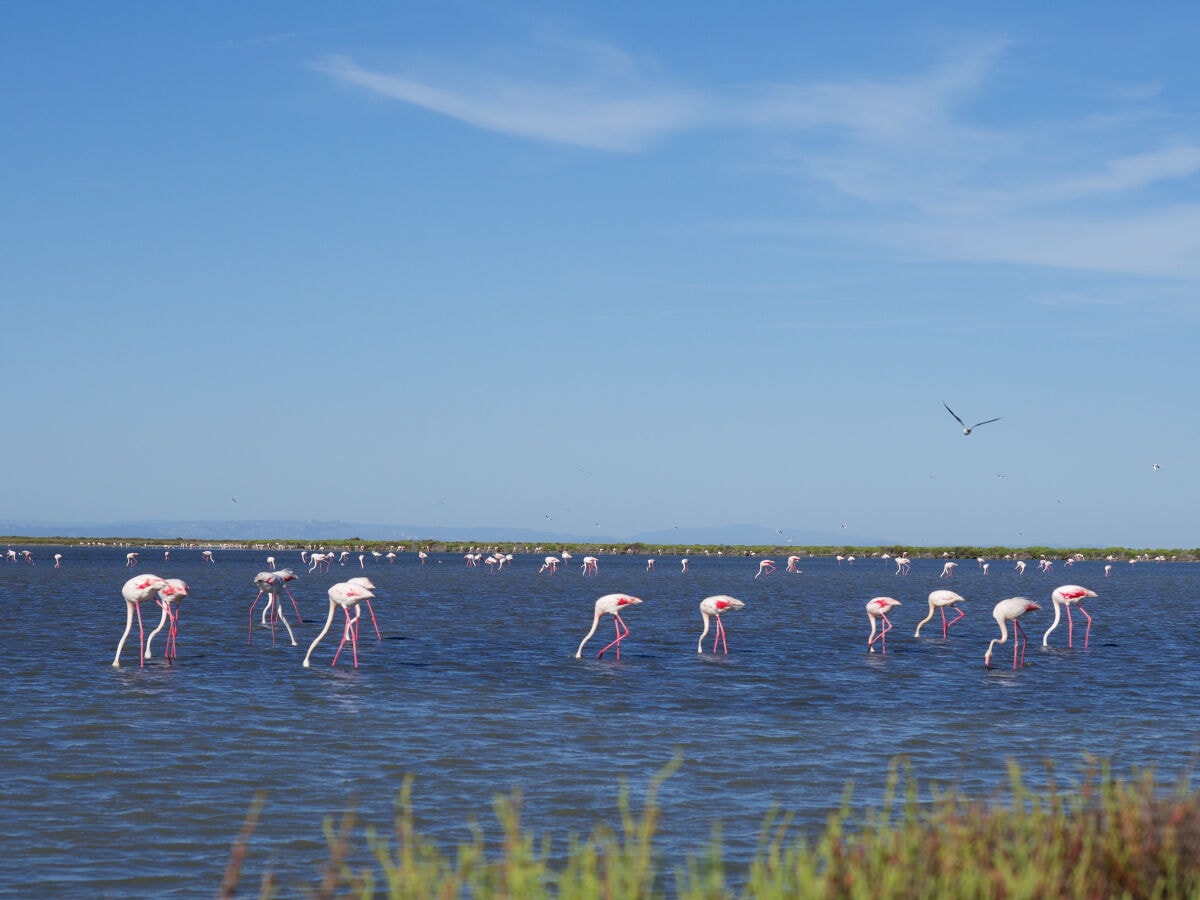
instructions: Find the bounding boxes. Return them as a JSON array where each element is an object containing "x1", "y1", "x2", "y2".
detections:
[{"x1": 0, "y1": 519, "x2": 884, "y2": 547}]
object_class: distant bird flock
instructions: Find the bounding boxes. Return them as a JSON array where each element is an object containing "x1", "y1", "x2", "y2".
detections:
[{"x1": 10, "y1": 545, "x2": 1102, "y2": 673}]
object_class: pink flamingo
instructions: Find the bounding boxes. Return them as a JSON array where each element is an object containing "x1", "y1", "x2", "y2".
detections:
[
  {"x1": 249, "y1": 569, "x2": 301, "y2": 647},
  {"x1": 202, "y1": 550, "x2": 214, "y2": 563},
  {"x1": 126, "y1": 552, "x2": 138, "y2": 567},
  {"x1": 112, "y1": 574, "x2": 169, "y2": 668},
  {"x1": 894, "y1": 555, "x2": 910, "y2": 575},
  {"x1": 575, "y1": 594, "x2": 642, "y2": 659},
  {"x1": 144, "y1": 578, "x2": 190, "y2": 662},
  {"x1": 755, "y1": 559, "x2": 775, "y2": 580},
  {"x1": 54, "y1": 553, "x2": 62, "y2": 568},
  {"x1": 303, "y1": 581, "x2": 376, "y2": 668},
  {"x1": 984, "y1": 597, "x2": 1041, "y2": 669},
  {"x1": 347, "y1": 576, "x2": 381, "y2": 640},
  {"x1": 1042, "y1": 584, "x2": 1098, "y2": 648},
  {"x1": 539, "y1": 556, "x2": 559, "y2": 574},
  {"x1": 866, "y1": 596, "x2": 901, "y2": 654},
  {"x1": 698, "y1": 595, "x2": 745, "y2": 654},
  {"x1": 646, "y1": 559, "x2": 655, "y2": 572},
  {"x1": 914, "y1": 589, "x2": 965, "y2": 638},
  {"x1": 582, "y1": 556, "x2": 599, "y2": 575},
  {"x1": 940, "y1": 561, "x2": 957, "y2": 578},
  {"x1": 786, "y1": 555, "x2": 801, "y2": 573},
  {"x1": 681, "y1": 558, "x2": 689, "y2": 573}
]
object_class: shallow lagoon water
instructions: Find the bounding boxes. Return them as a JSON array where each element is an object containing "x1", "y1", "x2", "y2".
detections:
[{"x1": 1, "y1": 546, "x2": 1197, "y2": 896}]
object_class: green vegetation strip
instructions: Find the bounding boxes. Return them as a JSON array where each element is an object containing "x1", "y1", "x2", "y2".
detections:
[{"x1": 220, "y1": 757, "x2": 1200, "y2": 898}]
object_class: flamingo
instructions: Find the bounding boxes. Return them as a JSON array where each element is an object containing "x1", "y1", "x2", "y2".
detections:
[
  {"x1": 697, "y1": 595, "x2": 745, "y2": 654},
  {"x1": 755, "y1": 560, "x2": 775, "y2": 580},
  {"x1": 940, "y1": 561, "x2": 957, "y2": 578},
  {"x1": 984, "y1": 597, "x2": 1041, "y2": 669},
  {"x1": 266, "y1": 556, "x2": 276, "y2": 569},
  {"x1": 943, "y1": 401, "x2": 1001, "y2": 435},
  {"x1": 113, "y1": 574, "x2": 170, "y2": 668},
  {"x1": 646, "y1": 559, "x2": 655, "y2": 572},
  {"x1": 347, "y1": 576, "x2": 381, "y2": 640},
  {"x1": 386, "y1": 552, "x2": 396, "y2": 564},
  {"x1": 681, "y1": 558, "x2": 689, "y2": 573},
  {"x1": 418, "y1": 551, "x2": 427, "y2": 565},
  {"x1": 249, "y1": 569, "x2": 301, "y2": 647},
  {"x1": 894, "y1": 556, "x2": 910, "y2": 575},
  {"x1": 201, "y1": 550, "x2": 214, "y2": 563},
  {"x1": 866, "y1": 597, "x2": 901, "y2": 654},
  {"x1": 126, "y1": 552, "x2": 138, "y2": 567},
  {"x1": 581, "y1": 556, "x2": 599, "y2": 576},
  {"x1": 539, "y1": 556, "x2": 559, "y2": 574},
  {"x1": 145, "y1": 578, "x2": 189, "y2": 661},
  {"x1": 914, "y1": 590, "x2": 966, "y2": 638},
  {"x1": 1042, "y1": 585, "x2": 1098, "y2": 648},
  {"x1": 54, "y1": 553, "x2": 62, "y2": 568},
  {"x1": 303, "y1": 581, "x2": 376, "y2": 668},
  {"x1": 786, "y1": 556, "x2": 801, "y2": 573},
  {"x1": 574, "y1": 594, "x2": 642, "y2": 659}
]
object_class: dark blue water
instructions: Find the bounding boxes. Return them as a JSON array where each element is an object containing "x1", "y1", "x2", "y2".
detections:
[{"x1": 1, "y1": 546, "x2": 1196, "y2": 896}]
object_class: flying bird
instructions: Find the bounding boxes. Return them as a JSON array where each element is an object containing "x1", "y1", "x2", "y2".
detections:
[{"x1": 943, "y1": 402, "x2": 1001, "y2": 435}]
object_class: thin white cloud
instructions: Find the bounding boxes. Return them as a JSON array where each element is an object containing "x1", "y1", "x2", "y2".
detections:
[{"x1": 312, "y1": 53, "x2": 706, "y2": 152}]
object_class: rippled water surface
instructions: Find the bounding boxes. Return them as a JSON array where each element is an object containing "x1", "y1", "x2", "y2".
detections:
[{"x1": 1, "y1": 547, "x2": 1197, "y2": 896}]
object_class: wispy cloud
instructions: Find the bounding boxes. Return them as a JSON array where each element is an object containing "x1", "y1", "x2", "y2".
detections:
[
  {"x1": 312, "y1": 33, "x2": 1200, "y2": 280},
  {"x1": 312, "y1": 51, "x2": 706, "y2": 152}
]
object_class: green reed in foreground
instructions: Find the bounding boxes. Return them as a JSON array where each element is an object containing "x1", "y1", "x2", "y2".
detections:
[{"x1": 221, "y1": 757, "x2": 1200, "y2": 899}]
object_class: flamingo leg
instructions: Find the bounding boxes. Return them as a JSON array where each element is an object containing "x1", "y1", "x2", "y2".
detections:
[
  {"x1": 1066, "y1": 605, "x2": 1074, "y2": 648},
  {"x1": 365, "y1": 599, "x2": 381, "y2": 640},
  {"x1": 946, "y1": 608, "x2": 965, "y2": 634},
  {"x1": 1014, "y1": 622, "x2": 1027, "y2": 669},
  {"x1": 145, "y1": 599, "x2": 169, "y2": 659},
  {"x1": 248, "y1": 590, "x2": 265, "y2": 644},
  {"x1": 284, "y1": 584, "x2": 304, "y2": 623},
  {"x1": 597, "y1": 613, "x2": 630, "y2": 659},
  {"x1": 716, "y1": 617, "x2": 729, "y2": 654},
  {"x1": 1079, "y1": 605, "x2": 1092, "y2": 647}
]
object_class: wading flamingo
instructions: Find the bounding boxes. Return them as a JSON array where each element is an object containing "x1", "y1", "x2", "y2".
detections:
[
  {"x1": 347, "y1": 576, "x2": 381, "y2": 640},
  {"x1": 145, "y1": 578, "x2": 189, "y2": 661},
  {"x1": 940, "y1": 561, "x2": 957, "y2": 578},
  {"x1": 786, "y1": 556, "x2": 801, "y2": 573},
  {"x1": 249, "y1": 570, "x2": 301, "y2": 647},
  {"x1": 698, "y1": 595, "x2": 745, "y2": 654},
  {"x1": 867, "y1": 597, "x2": 901, "y2": 654},
  {"x1": 575, "y1": 594, "x2": 642, "y2": 660},
  {"x1": 1042, "y1": 585, "x2": 1098, "y2": 648},
  {"x1": 914, "y1": 590, "x2": 965, "y2": 638},
  {"x1": 303, "y1": 581, "x2": 376, "y2": 668},
  {"x1": 581, "y1": 556, "x2": 599, "y2": 576},
  {"x1": 755, "y1": 560, "x2": 775, "y2": 580},
  {"x1": 113, "y1": 574, "x2": 169, "y2": 668},
  {"x1": 985, "y1": 597, "x2": 1041, "y2": 669}
]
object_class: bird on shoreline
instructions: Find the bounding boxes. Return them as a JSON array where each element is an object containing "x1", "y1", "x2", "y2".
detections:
[
  {"x1": 575, "y1": 594, "x2": 642, "y2": 660},
  {"x1": 943, "y1": 402, "x2": 1001, "y2": 435},
  {"x1": 698, "y1": 595, "x2": 745, "y2": 654}
]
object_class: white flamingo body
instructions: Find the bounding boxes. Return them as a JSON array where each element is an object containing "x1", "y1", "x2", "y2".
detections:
[
  {"x1": 303, "y1": 582, "x2": 376, "y2": 668},
  {"x1": 985, "y1": 597, "x2": 1041, "y2": 669},
  {"x1": 755, "y1": 559, "x2": 775, "y2": 580},
  {"x1": 915, "y1": 590, "x2": 966, "y2": 638},
  {"x1": 866, "y1": 597, "x2": 901, "y2": 654},
  {"x1": 1042, "y1": 584, "x2": 1098, "y2": 648},
  {"x1": 698, "y1": 595, "x2": 745, "y2": 654},
  {"x1": 575, "y1": 594, "x2": 642, "y2": 659},
  {"x1": 113, "y1": 574, "x2": 169, "y2": 667}
]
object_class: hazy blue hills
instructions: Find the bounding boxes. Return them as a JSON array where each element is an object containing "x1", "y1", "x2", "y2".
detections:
[{"x1": 0, "y1": 519, "x2": 880, "y2": 547}]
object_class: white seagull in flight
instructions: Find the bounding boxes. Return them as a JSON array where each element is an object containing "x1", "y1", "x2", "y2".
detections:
[{"x1": 943, "y1": 402, "x2": 1001, "y2": 435}]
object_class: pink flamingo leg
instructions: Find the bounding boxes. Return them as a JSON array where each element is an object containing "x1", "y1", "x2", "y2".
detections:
[
  {"x1": 597, "y1": 613, "x2": 630, "y2": 659},
  {"x1": 248, "y1": 591, "x2": 265, "y2": 644},
  {"x1": 945, "y1": 607, "x2": 965, "y2": 636},
  {"x1": 714, "y1": 617, "x2": 729, "y2": 654},
  {"x1": 283, "y1": 585, "x2": 304, "y2": 623},
  {"x1": 1079, "y1": 605, "x2": 1092, "y2": 647},
  {"x1": 135, "y1": 603, "x2": 146, "y2": 668},
  {"x1": 1066, "y1": 605, "x2": 1074, "y2": 648},
  {"x1": 869, "y1": 615, "x2": 893, "y2": 654},
  {"x1": 1014, "y1": 621, "x2": 1028, "y2": 669},
  {"x1": 364, "y1": 600, "x2": 381, "y2": 640}
]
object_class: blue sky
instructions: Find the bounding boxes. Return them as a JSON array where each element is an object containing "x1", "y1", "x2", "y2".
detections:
[{"x1": 3, "y1": 2, "x2": 1199, "y2": 547}]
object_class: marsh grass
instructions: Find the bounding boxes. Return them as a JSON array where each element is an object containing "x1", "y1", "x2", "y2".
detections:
[{"x1": 222, "y1": 757, "x2": 1200, "y2": 898}]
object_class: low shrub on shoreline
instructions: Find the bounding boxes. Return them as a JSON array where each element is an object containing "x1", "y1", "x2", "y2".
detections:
[{"x1": 220, "y1": 757, "x2": 1200, "y2": 898}]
